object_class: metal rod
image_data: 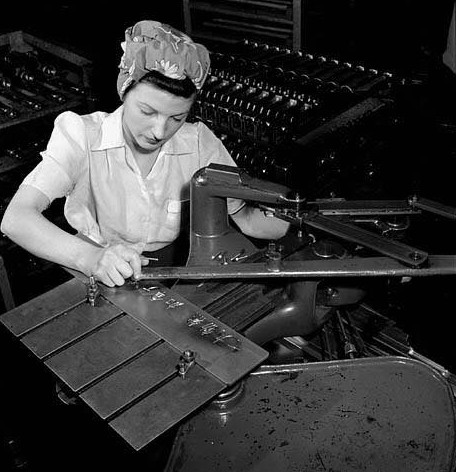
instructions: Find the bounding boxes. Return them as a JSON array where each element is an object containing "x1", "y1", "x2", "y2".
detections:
[
  {"x1": 303, "y1": 214, "x2": 428, "y2": 267},
  {"x1": 410, "y1": 197, "x2": 456, "y2": 220},
  {"x1": 313, "y1": 199, "x2": 419, "y2": 216},
  {"x1": 137, "y1": 255, "x2": 456, "y2": 281}
]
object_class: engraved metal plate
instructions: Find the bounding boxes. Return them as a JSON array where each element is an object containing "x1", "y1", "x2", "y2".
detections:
[{"x1": 0, "y1": 277, "x2": 268, "y2": 450}]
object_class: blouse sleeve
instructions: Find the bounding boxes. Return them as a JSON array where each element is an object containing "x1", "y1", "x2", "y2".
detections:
[{"x1": 21, "y1": 111, "x2": 88, "y2": 202}]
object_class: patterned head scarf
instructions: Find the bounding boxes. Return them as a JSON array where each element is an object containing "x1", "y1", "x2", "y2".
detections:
[{"x1": 117, "y1": 20, "x2": 210, "y2": 99}]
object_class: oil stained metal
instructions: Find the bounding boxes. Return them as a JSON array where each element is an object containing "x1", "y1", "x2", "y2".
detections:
[{"x1": 165, "y1": 357, "x2": 456, "y2": 472}]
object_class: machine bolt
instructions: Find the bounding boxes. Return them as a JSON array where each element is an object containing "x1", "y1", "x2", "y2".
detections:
[
  {"x1": 195, "y1": 174, "x2": 207, "y2": 185},
  {"x1": 182, "y1": 350, "x2": 195, "y2": 363},
  {"x1": 409, "y1": 251, "x2": 424, "y2": 262}
]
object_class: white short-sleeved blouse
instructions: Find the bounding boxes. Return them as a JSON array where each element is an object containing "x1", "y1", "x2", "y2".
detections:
[{"x1": 22, "y1": 106, "x2": 243, "y2": 251}]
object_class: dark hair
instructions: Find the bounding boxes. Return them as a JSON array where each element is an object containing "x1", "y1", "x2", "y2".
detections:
[{"x1": 124, "y1": 70, "x2": 197, "y2": 99}]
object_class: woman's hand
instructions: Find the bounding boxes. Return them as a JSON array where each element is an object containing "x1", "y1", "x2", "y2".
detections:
[{"x1": 90, "y1": 242, "x2": 147, "y2": 287}]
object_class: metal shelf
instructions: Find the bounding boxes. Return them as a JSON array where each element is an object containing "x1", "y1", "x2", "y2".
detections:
[{"x1": 183, "y1": 0, "x2": 303, "y2": 51}]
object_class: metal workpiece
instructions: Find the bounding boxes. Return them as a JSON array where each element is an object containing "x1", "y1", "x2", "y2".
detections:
[
  {"x1": 0, "y1": 277, "x2": 89, "y2": 336},
  {"x1": 45, "y1": 313, "x2": 162, "y2": 391},
  {"x1": 0, "y1": 277, "x2": 268, "y2": 451},
  {"x1": 102, "y1": 282, "x2": 267, "y2": 385},
  {"x1": 22, "y1": 299, "x2": 123, "y2": 360}
]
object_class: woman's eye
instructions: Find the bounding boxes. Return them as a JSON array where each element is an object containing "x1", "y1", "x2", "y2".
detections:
[
  {"x1": 141, "y1": 109, "x2": 154, "y2": 116},
  {"x1": 172, "y1": 116, "x2": 184, "y2": 122}
]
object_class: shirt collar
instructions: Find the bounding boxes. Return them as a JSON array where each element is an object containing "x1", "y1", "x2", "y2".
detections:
[
  {"x1": 93, "y1": 105, "x2": 197, "y2": 155},
  {"x1": 93, "y1": 105, "x2": 125, "y2": 151}
]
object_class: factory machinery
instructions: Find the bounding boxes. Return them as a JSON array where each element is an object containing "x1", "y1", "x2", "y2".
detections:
[
  {"x1": 189, "y1": 39, "x2": 415, "y2": 199},
  {"x1": 0, "y1": 30, "x2": 94, "y2": 311},
  {"x1": 1, "y1": 38, "x2": 456, "y2": 471}
]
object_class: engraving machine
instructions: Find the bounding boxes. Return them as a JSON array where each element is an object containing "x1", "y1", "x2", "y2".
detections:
[
  {"x1": 156, "y1": 163, "x2": 456, "y2": 471},
  {"x1": 146, "y1": 163, "x2": 455, "y2": 278},
  {"x1": 1, "y1": 164, "x2": 455, "y2": 467},
  {"x1": 144, "y1": 163, "x2": 456, "y2": 346}
]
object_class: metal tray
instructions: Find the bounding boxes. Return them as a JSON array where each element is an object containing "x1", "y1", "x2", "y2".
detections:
[{"x1": 165, "y1": 356, "x2": 456, "y2": 471}]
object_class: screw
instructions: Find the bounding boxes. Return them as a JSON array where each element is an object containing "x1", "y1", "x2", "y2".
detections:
[{"x1": 409, "y1": 251, "x2": 423, "y2": 261}]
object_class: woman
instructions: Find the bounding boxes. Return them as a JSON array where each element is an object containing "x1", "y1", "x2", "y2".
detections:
[{"x1": 1, "y1": 20, "x2": 288, "y2": 287}]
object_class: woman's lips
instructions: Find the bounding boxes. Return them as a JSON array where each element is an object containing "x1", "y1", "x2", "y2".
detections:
[{"x1": 145, "y1": 137, "x2": 159, "y2": 145}]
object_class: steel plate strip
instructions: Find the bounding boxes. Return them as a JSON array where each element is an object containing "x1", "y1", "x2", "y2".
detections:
[
  {"x1": 45, "y1": 315, "x2": 161, "y2": 391},
  {"x1": 21, "y1": 299, "x2": 123, "y2": 359},
  {"x1": 109, "y1": 364, "x2": 225, "y2": 450},
  {"x1": 81, "y1": 343, "x2": 183, "y2": 419},
  {"x1": 0, "y1": 277, "x2": 87, "y2": 336}
]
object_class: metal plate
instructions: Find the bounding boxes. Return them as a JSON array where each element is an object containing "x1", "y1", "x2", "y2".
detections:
[
  {"x1": 0, "y1": 277, "x2": 268, "y2": 451},
  {"x1": 45, "y1": 314, "x2": 161, "y2": 391},
  {"x1": 0, "y1": 277, "x2": 87, "y2": 335},
  {"x1": 103, "y1": 282, "x2": 268, "y2": 385},
  {"x1": 80, "y1": 342, "x2": 183, "y2": 419},
  {"x1": 109, "y1": 364, "x2": 224, "y2": 450},
  {"x1": 21, "y1": 299, "x2": 122, "y2": 359}
]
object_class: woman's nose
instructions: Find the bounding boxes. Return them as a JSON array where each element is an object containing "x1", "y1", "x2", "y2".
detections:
[{"x1": 150, "y1": 116, "x2": 167, "y2": 140}]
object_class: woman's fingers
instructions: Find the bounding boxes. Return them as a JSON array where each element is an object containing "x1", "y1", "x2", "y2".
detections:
[
  {"x1": 93, "y1": 243, "x2": 144, "y2": 286},
  {"x1": 122, "y1": 245, "x2": 143, "y2": 280},
  {"x1": 106, "y1": 265, "x2": 129, "y2": 287}
]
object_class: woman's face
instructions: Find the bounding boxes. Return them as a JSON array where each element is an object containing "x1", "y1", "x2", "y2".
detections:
[{"x1": 122, "y1": 82, "x2": 195, "y2": 154}]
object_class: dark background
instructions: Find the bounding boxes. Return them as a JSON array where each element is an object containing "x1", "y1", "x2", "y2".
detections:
[
  {"x1": 1, "y1": 1, "x2": 186, "y2": 108},
  {"x1": 2, "y1": 1, "x2": 455, "y2": 110}
]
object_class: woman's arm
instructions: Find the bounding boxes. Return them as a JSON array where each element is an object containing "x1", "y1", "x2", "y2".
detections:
[
  {"x1": 230, "y1": 204, "x2": 290, "y2": 240},
  {"x1": 1, "y1": 185, "x2": 144, "y2": 287}
]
